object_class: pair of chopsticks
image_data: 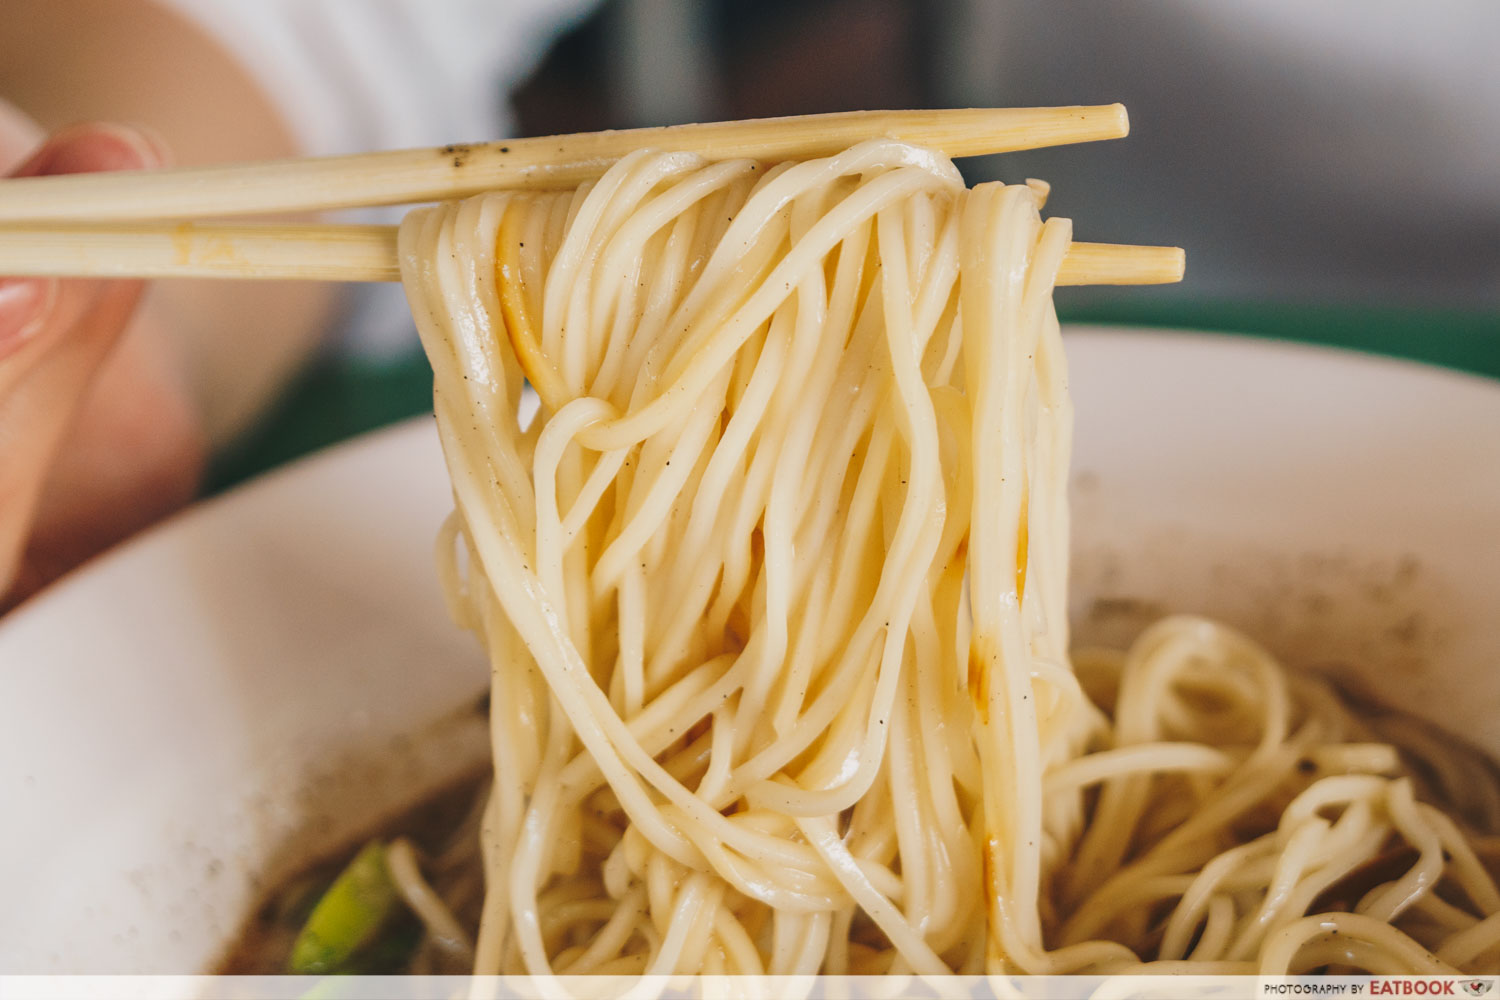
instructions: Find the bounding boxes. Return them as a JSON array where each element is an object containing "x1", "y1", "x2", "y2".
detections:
[{"x1": 0, "y1": 106, "x2": 1184, "y2": 286}]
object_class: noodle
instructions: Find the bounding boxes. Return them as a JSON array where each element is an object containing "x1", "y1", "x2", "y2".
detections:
[{"x1": 391, "y1": 140, "x2": 1500, "y2": 979}]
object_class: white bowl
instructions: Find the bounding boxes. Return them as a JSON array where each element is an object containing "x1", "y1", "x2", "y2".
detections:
[{"x1": 1, "y1": 328, "x2": 1497, "y2": 973}]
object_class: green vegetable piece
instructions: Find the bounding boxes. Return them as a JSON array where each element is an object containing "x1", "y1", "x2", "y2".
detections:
[{"x1": 287, "y1": 841, "x2": 400, "y2": 974}]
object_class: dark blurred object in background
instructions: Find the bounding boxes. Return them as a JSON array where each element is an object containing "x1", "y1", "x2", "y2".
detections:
[{"x1": 514, "y1": 0, "x2": 1500, "y2": 315}]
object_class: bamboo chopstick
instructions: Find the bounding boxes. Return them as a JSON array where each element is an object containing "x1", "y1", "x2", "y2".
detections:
[
  {"x1": 0, "y1": 223, "x2": 404, "y2": 282},
  {"x1": 0, "y1": 222, "x2": 1185, "y2": 287},
  {"x1": 0, "y1": 107, "x2": 1128, "y2": 223}
]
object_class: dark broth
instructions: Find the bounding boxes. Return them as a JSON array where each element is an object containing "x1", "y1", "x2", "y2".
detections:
[{"x1": 217, "y1": 769, "x2": 488, "y2": 974}]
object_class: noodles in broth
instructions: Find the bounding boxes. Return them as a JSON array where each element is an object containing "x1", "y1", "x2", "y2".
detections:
[{"x1": 377, "y1": 141, "x2": 1500, "y2": 977}]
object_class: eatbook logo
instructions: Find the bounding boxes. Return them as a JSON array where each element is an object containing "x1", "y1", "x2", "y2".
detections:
[{"x1": 1371, "y1": 982, "x2": 1492, "y2": 996}]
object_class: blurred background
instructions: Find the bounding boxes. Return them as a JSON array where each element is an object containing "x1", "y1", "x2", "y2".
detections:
[
  {"x1": 169, "y1": 0, "x2": 1497, "y2": 483},
  {"x1": 515, "y1": 0, "x2": 1499, "y2": 312}
]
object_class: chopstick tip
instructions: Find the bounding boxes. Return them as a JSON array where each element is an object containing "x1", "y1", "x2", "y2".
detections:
[{"x1": 1059, "y1": 103, "x2": 1129, "y2": 144}]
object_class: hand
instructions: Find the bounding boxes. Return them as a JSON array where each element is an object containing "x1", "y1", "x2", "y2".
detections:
[{"x1": 0, "y1": 122, "x2": 206, "y2": 612}]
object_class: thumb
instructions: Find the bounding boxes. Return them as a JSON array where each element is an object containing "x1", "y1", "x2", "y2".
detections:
[{"x1": 0, "y1": 123, "x2": 165, "y2": 604}]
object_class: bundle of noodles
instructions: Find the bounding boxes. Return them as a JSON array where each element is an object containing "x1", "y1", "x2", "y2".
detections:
[{"x1": 396, "y1": 140, "x2": 1500, "y2": 977}]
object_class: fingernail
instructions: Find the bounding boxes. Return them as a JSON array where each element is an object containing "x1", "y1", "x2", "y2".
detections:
[
  {"x1": 0, "y1": 279, "x2": 55, "y2": 357},
  {"x1": 15, "y1": 122, "x2": 164, "y2": 177},
  {"x1": 89, "y1": 121, "x2": 168, "y2": 167},
  {"x1": 119, "y1": 122, "x2": 174, "y2": 166}
]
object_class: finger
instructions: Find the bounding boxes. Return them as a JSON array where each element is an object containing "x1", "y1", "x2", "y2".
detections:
[
  {"x1": 9, "y1": 119, "x2": 171, "y2": 177},
  {"x1": 0, "y1": 121, "x2": 165, "y2": 371},
  {"x1": 0, "y1": 123, "x2": 164, "y2": 605},
  {"x1": 20, "y1": 295, "x2": 206, "y2": 595},
  {"x1": 0, "y1": 280, "x2": 147, "y2": 592}
]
